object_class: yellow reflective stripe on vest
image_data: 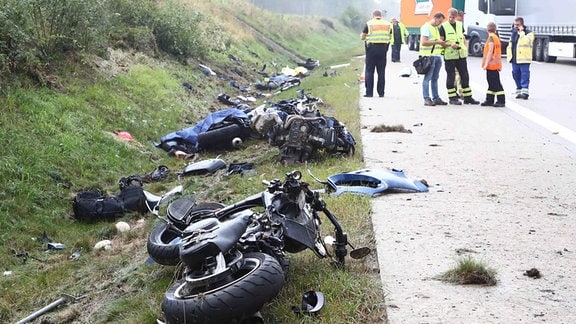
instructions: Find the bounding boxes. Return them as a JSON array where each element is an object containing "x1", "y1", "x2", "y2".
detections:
[
  {"x1": 441, "y1": 21, "x2": 467, "y2": 60},
  {"x1": 366, "y1": 18, "x2": 391, "y2": 43}
]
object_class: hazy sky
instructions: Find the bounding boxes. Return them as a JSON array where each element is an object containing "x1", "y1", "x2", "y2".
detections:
[{"x1": 251, "y1": 0, "x2": 400, "y2": 19}]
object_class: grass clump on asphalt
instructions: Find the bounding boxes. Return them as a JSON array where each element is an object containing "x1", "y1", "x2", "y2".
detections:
[{"x1": 437, "y1": 256, "x2": 498, "y2": 286}]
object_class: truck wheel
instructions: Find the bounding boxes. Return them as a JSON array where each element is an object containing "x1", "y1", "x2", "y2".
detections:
[
  {"x1": 161, "y1": 252, "x2": 285, "y2": 323},
  {"x1": 533, "y1": 38, "x2": 543, "y2": 61},
  {"x1": 408, "y1": 35, "x2": 415, "y2": 51},
  {"x1": 542, "y1": 39, "x2": 557, "y2": 63},
  {"x1": 468, "y1": 37, "x2": 483, "y2": 57}
]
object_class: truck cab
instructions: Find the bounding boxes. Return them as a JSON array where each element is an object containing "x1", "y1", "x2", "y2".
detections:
[{"x1": 464, "y1": 0, "x2": 515, "y2": 56}]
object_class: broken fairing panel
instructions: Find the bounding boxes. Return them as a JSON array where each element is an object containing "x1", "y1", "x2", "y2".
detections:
[{"x1": 326, "y1": 169, "x2": 428, "y2": 196}]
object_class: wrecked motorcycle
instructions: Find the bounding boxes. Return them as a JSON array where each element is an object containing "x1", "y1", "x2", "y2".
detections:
[{"x1": 147, "y1": 170, "x2": 370, "y2": 323}]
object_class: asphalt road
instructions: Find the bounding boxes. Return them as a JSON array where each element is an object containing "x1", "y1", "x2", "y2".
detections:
[{"x1": 359, "y1": 47, "x2": 576, "y2": 323}]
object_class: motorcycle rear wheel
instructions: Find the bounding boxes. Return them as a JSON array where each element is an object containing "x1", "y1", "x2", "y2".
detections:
[
  {"x1": 146, "y1": 202, "x2": 225, "y2": 266},
  {"x1": 161, "y1": 252, "x2": 285, "y2": 323}
]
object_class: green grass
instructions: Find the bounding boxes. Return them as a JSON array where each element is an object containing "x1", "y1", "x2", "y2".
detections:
[
  {"x1": 436, "y1": 256, "x2": 498, "y2": 286},
  {"x1": 0, "y1": 1, "x2": 384, "y2": 322}
]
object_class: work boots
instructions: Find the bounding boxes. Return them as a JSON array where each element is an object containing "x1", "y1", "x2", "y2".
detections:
[{"x1": 463, "y1": 96, "x2": 480, "y2": 105}]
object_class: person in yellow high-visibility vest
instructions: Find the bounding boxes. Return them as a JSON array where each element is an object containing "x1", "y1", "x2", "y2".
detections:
[
  {"x1": 481, "y1": 22, "x2": 505, "y2": 107},
  {"x1": 360, "y1": 9, "x2": 392, "y2": 97},
  {"x1": 420, "y1": 12, "x2": 449, "y2": 106},
  {"x1": 439, "y1": 8, "x2": 479, "y2": 105},
  {"x1": 507, "y1": 17, "x2": 534, "y2": 100},
  {"x1": 454, "y1": 10, "x2": 465, "y2": 98},
  {"x1": 390, "y1": 17, "x2": 409, "y2": 63}
]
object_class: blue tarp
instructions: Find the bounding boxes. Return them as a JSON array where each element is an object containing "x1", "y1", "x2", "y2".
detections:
[{"x1": 157, "y1": 108, "x2": 248, "y2": 150}]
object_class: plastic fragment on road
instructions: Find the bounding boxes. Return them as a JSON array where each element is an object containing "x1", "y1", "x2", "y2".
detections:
[{"x1": 326, "y1": 168, "x2": 429, "y2": 196}]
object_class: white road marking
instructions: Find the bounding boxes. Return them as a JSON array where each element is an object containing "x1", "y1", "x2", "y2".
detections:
[{"x1": 470, "y1": 81, "x2": 576, "y2": 145}]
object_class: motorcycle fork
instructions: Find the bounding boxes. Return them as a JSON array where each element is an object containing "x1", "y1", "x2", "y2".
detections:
[{"x1": 320, "y1": 206, "x2": 347, "y2": 267}]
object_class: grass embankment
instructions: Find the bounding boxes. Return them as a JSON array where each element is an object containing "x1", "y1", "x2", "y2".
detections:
[{"x1": 0, "y1": 1, "x2": 385, "y2": 322}]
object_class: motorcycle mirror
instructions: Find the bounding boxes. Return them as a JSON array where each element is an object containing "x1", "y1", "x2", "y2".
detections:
[
  {"x1": 350, "y1": 247, "x2": 371, "y2": 259},
  {"x1": 323, "y1": 236, "x2": 335, "y2": 245},
  {"x1": 290, "y1": 170, "x2": 302, "y2": 180}
]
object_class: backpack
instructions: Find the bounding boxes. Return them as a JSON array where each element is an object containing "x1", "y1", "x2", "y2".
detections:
[
  {"x1": 118, "y1": 175, "x2": 147, "y2": 214},
  {"x1": 72, "y1": 190, "x2": 125, "y2": 222}
]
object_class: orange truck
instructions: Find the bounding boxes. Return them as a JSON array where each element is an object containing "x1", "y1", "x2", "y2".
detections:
[{"x1": 402, "y1": 0, "x2": 465, "y2": 52}]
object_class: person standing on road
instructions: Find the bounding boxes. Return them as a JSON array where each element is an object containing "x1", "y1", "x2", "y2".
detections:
[
  {"x1": 360, "y1": 9, "x2": 392, "y2": 98},
  {"x1": 439, "y1": 8, "x2": 479, "y2": 105},
  {"x1": 420, "y1": 12, "x2": 448, "y2": 106},
  {"x1": 481, "y1": 22, "x2": 506, "y2": 107},
  {"x1": 507, "y1": 17, "x2": 534, "y2": 100},
  {"x1": 390, "y1": 17, "x2": 408, "y2": 63},
  {"x1": 454, "y1": 10, "x2": 466, "y2": 98}
]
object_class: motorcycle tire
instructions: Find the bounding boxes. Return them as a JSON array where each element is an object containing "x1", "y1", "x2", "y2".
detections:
[
  {"x1": 146, "y1": 203, "x2": 225, "y2": 266},
  {"x1": 161, "y1": 252, "x2": 285, "y2": 323}
]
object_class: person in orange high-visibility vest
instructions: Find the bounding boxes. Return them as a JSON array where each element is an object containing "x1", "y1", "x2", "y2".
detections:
[
  {"x1": 480, "y1": 22, "x2": 505, "y2": 107},
  {"x1": 360, "y1": 9, "x2": 392, "y2": 97}
]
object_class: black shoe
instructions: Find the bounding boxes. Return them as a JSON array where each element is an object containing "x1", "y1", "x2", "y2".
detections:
[
  {"x1": 433, "y1": 98, "x2": 448, "y2": 105},
  {"x1": 515, "y1": 93, "x2": 523, "y2": 99},
  {"x1": 521, "y1": 94, "x2": 529, "y2": 100},
  {"x1": 378, "y1": 94, "x2": 384, "y2": 97},
  {"x1": 493, "y1": 102, "x2": 506, "y2": 107},
  {"x1": 424, "y1": 99, "x2": 436, "y2": 106},
  {"x1": 363, "y1": 94, "x2": 373, "y2": 98},
  {"x1": 463, "y1": 97, "x2": 480, "y2": 105},
  {"x1": 480, "y1": 101, "x2": 494, "y2": 106},
  {"x1": 449, "y1": 98, "x2": 462, "y2": 105}
]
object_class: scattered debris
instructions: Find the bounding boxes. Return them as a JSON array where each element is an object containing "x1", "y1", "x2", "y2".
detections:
[
  {"x1": 400, "y1": 67, "x2": 412, "y2": 77},
  {"x1": 114, "y1": 131, "x2": 133, "y2": 141},
  {"x1": 455, "y1": 248, "x2": 478, "y2": 255},
  {"x1": 199, "y1": 63, "x2": 216, "y2": 76},
  {"x1": 226, "y1": 162, "x2": 255, "y2": 176},
  {"x1": 292, "y1": 290, "x2": 324, "y2": 315},
  {"x1": 94, "y1": 240, "x2": 112, "y2": 251},
  {"x1": 16, "y1": 293, "x2": 85, "y2": 324},
  {"x1": 46, "y1": 242, "x2": 65, "y2": 251},
  {"x1": 524, "y1": 268, "x2": 542, "y2": 279},
  {"x1": 69, "y1": 248, "x2": 82, "y2": 261},
  {"x1": 324, "y1": 168, "x2": 429, "y2": 196},
  {"x1": 371, "y1": 124, "x2": 412, "y2": 133},
  {"x1": 116, "y1": 221, "x2": 131, "y2": 233},
  {"x1": 329, "y1": 63, "x2": 350, "y2": 69},
  {"x1": 179, "y1": 158, "x2": 226, "y2": 176},
  {"x1": 142, "y1": 165, "x2": 170, "y2": 183}
]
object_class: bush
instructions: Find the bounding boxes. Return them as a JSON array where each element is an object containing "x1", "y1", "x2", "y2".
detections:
[
  {"x1": 339, "y1": 5, "x2": 364, "y2": 31},
  {"x1": 153, "y1": 2, "x2": 206, "y2": 58}
]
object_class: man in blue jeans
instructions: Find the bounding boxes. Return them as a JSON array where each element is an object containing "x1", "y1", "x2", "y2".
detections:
[
  {"x1": 420, "y1": 12, "x2": 448, "y2": 106},
  {"x1": 360, "y1": 10, "x2": 392, "y2": 97}
]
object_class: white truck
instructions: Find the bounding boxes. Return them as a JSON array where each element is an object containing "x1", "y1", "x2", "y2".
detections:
[
  {"x1": 465, "y1": 0, "x2": 576, "y2": 62},
  {"x1": 405, "y1": 0, "x2": 576, "y2": 63}
]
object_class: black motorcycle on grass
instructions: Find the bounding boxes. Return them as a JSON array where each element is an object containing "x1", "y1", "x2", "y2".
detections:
[{"x1": 146, "y1": 170, "x2": 370, "y2": 323}]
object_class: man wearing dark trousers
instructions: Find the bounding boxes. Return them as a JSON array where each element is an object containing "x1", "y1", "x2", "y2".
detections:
[
  {"x1": 439, "y1": 8, "x2": 479, "y2": 105},
  {"x1": 360, "y1": 9, "x2": 392, "y2": 98},
  {"x1": 481, "y1": 22, "x2": 506, "y2": 107},
  {"x1": 391, "y1": 17, "x2": 408, "y2": 62}
]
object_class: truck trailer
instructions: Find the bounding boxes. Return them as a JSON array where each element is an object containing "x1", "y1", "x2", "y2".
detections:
[{"x1": 403, "y1": 0, "x2": 576, "y2": 62}]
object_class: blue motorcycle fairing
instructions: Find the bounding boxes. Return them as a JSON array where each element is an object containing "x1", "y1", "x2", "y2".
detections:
[{"x1": 326, "y1": 168, "x2": 428, "y2": 196}]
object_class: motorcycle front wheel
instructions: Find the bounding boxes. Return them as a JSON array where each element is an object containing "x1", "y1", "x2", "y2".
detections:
[{"x1": 161, "y1": 252, "x2": 285, "y2": 323}]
